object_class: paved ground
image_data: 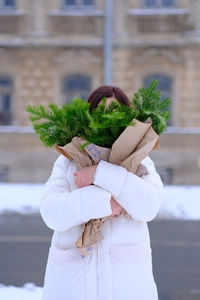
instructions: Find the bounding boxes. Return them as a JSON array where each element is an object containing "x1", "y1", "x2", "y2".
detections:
[
  {"x1": 0, "y1": 214, "x2": 200, "y2": 300},
  {"x1": 149, "y1": 220, "x2": 200, "y2": 300}
]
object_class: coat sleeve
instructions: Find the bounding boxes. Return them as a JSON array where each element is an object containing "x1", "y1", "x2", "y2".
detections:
[
  {"x1": 40, "y1": 155, "x2": 112, "y2": 232},
  {"x1": 93, "y1": 156, "x2": 164, "y2": 222}
]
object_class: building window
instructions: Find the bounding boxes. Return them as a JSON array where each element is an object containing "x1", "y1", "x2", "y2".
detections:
[
  {"x1": 0, "y1": 0, "x2": 15, "y2": 9},
  {"x1": 143, "y1": 74, "x2": 172, "y2": 125},
  {"x1": 63, "y1": 74, "x2": 91, "y2": 103},
  {"x1": 143, "y1": 0, "x2": 176, "y2": 8},
  {"x1": 0, "y1": 77, "x2": 12, "y2": 125},
  {"x1": 63, "y1": 0, "x2": 94, "y2": 9},
  {"x1": 64, "y1": 0, "x2": 76, "y2": 5},
  {"x1": 82, "y1": 0, "x2": 94, "y2": 5}
]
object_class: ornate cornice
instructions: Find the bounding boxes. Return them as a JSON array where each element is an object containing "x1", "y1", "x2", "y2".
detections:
[
  {"x1": 132, "y1": 48, "x2": 183, "y2": 64},
  {"x1": 51, "y1": 49, "x2": 101, "y2": 65}
]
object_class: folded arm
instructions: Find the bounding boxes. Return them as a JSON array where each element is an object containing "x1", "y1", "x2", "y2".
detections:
[
  {"x1": 40, "y1": 155, "x2": 112, "y2": 232},
  {"x1": 93, "y1": 157, "x2": 163, "y2": 222}
]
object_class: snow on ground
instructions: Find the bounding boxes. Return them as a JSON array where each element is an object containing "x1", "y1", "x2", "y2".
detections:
[
  {"x1": 158, "y1": 186, "x2": 200, "y2": 220},
  {"x1": 0, "y1": 183, "x2": 200, "y2": 220},
  {"x1": 0, "y1": 183, "x2": 42, "y2": 214},
  {"x1": 0, "y1": 283, "x2": 43, "y2": 300}
]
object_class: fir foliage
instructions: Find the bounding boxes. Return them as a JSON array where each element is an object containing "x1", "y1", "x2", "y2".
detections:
[
  {"x1": 26, "y1": 98, "x2": 91, "y2": 147},
  {"x1": 130, "y1": 79, "x2": 171, "y2": 135},
  {"x1": 87, "y1": 98, "x2": 136, "y2": 147},
  {"x1": 26, "y1": 80, "x2": 171, "y2": 148}
]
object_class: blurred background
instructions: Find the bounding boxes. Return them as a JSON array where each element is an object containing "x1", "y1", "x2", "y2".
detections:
[{"x1": 0, "y1": 0, "x2": 200, "y2": 299}]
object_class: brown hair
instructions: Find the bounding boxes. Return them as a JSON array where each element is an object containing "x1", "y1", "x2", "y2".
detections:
[{"x1": 87, "y1": 85, "x2": 130, "y2": 113}]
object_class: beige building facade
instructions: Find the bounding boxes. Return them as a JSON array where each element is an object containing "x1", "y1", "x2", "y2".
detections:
[{"x1": 0, "y1": 0, "x2": 200, "y2": 184}]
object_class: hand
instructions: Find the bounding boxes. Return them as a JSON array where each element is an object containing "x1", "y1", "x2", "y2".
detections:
[
  {"x1": 110, "y1": 196, "x2": 123, "y2": 217},
  {"x1": 73, "y1": 165, "x2": 97, "y2": 188}
]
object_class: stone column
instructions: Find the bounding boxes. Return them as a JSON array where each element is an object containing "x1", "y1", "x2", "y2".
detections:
[
  {"x1": 113, "y1": 0, "x2": 129, "y2": 39},
  {"x1": 190, "y1": 0, "x2": 200, "y2": 36},
  {"x1": 26, "y1": 0, "x2": 49, "y2": 36}
]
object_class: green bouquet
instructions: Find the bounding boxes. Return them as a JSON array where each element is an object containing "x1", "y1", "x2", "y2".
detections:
[{"x1": 26, "y1": 80, "x2": 170, "y2": 149}]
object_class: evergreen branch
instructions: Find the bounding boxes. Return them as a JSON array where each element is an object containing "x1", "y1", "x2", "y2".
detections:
[
  {"x1": 130, "y1": 79, "x2": 171, "y2": 134},
  {"x1": 26, "y1": 80, "x2": 171, "y2": 148}
]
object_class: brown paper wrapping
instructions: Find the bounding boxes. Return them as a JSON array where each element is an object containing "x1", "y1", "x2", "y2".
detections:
[{"x1": 54, "y1": 118, "x2": 159, "y2": 256}]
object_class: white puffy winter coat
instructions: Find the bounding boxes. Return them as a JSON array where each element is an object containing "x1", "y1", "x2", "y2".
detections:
[{"x1": 40, "y1": 154, "x2": 163, "y2": 300}]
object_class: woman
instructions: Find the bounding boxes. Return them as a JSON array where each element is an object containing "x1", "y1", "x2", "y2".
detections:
[{"x1": 40, "y1": 86, "x2": 163, "y2": 300}]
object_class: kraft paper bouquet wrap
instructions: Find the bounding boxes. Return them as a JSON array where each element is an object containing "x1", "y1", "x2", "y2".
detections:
[{"x1": 27, "y1": 80, "x2": 170, "y2": 257}]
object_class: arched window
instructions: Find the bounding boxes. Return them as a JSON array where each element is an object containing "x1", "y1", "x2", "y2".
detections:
[
  {"x1": 82, "y1": 0, "x2": 94, "y2": 5},
  {"x1": 63, "y1": 74, "x2": 91, "y2": 103},
  {"x1": 0, "y1": 0, "x2": 15, "y2": 9},
  {"x1": 63, "y1": 0, "x2": 94, "y2": 9},
  {"x1": 0, "y1": 77, "x2": 12, "y2": 125},
  {"x1": 143, "y1": 0, "x2": 175, "y2": 8},
  {"x1": 64, "y1": 0, "x2": 76, "y2": 5},
  {"x1": 143, "y1": 74, "x2": 172, "y2": 125}
]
